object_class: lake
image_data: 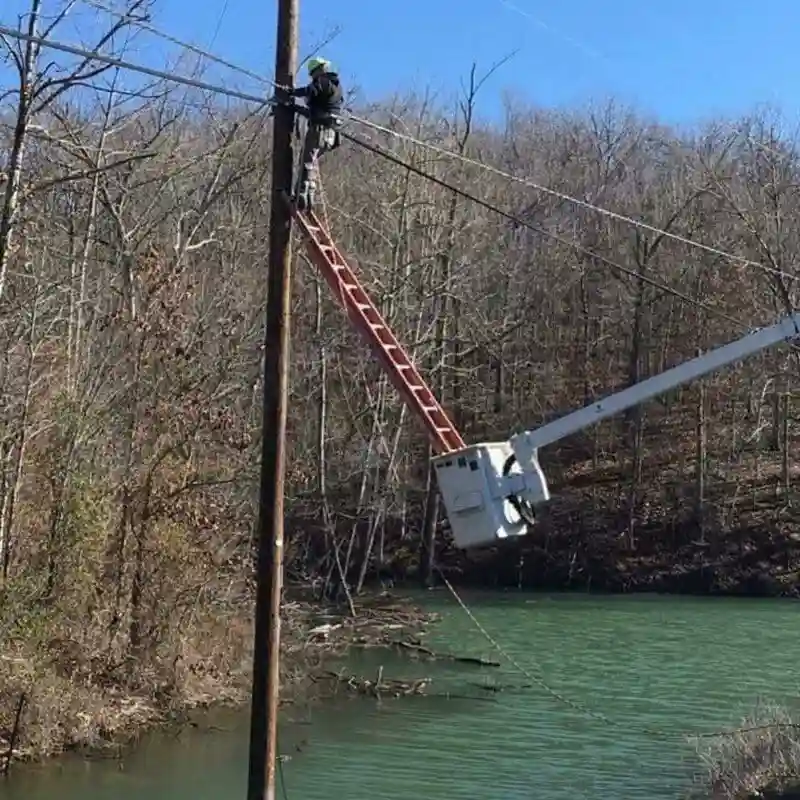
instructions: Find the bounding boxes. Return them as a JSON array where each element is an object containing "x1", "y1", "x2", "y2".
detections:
[{"x1": 4, "y1": 590, "x2": 798, "y2": 799}]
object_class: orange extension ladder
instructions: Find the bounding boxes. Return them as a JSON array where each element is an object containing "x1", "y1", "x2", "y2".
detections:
[{"x1": 291, "y1": 204, "x2": 465, "y2": 456}]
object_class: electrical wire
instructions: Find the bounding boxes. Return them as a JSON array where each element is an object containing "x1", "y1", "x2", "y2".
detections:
[
  {"x1": 436, "y1": 567, "x2": 800, "y2": 740},
  {"x1": 2, "y1": 16, "x2": 795, "y2": 332},
  {"x1": 80, "y1": 0, "x2": 271, "y2": 87},
  {"x1": 7, "y1": 9, "x2": 799, "y2": 749},
  {"x1": 346, "y1": 114, "x2": 796, "y2": 283},
  {"x1": 496, "y1": 0, "x2": 606, "y2": 62},
  {"x1": 4, "y1": 19, "x2": 794, "y2": 288},
  {"x1": 207, "y1": 0, "x2": 231, "y2": 51},
  {"x1": 4, "y1": 19, "x2": 796, "y2": 339},
  {"x1": 0, "y1": 22, "x2": 270, "y2": 104},
  {"x1": 350, "y1": 115, "x2": 800, "y2": 332},
  {"x1": 339, "y1": 128, "x2": 764, "y2": 335}
]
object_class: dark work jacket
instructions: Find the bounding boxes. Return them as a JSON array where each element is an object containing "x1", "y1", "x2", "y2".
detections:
[{"x1": 292, "y1": 72, "x2": 343, "y2": 121}]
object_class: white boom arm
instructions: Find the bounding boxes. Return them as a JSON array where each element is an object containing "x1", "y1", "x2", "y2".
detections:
[{"x1": 432, "y1": 313, "x2": 800, "y2": 549}]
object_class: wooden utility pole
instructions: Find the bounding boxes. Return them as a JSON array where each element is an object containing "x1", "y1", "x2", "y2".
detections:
[{"x1": 246, "y1": 0, "x2": 298, "y2": 798}]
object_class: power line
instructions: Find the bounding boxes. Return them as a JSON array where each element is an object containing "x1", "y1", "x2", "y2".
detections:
[
  {"x1": 0, "y1": 22, "x2": 271, "y2": 104},
  {"x1": 496, "y1": 0, "x2": 606, "y2": 62},
  {"x1": 80, "y1": 0, "x2": 272, "y2": 87},
  {"x1": 340, "y1": 127, "x2": 758, "y2": 334},
  {"x1": 2, "y1": 18, "x2": 795, "y2": 314},
  {"x1": 207, "y1": 0, "x2": 232, "y2": 51},
  {"x1": 346, "y1": 114, "x2": 795, "y2": 282},
  {"x1": 438, "y1": 568, "x2": 800, "y2": 740},
  {"x1": 5, "y1": 18, "x2": 792, "y2": 288}
]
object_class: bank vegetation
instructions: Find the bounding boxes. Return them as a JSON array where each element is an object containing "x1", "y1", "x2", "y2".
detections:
[{"x1": 690, "y1": 706, "x2": 800, "y2": 799}]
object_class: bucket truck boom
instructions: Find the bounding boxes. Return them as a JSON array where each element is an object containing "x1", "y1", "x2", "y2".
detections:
[
  {"x1": 289, "y1": 197, "x2": 799, "y2": 551},
  {"x1": 432, "y1": 315, "x2": 800, "y2": 548}
]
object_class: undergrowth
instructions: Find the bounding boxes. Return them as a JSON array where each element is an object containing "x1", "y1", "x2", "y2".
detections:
[{"x1": 690, "y1": 705, "x2": 800, "y2": 799}]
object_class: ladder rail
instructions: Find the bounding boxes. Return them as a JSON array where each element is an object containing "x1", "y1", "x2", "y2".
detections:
[{"x1": 290, "y1": 203, "x2": 465, "y2": 455}]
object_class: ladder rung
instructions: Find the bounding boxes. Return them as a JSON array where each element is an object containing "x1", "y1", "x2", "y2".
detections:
[{"x1": 297, "y1": 212, "x2": 464, "y2": 453}]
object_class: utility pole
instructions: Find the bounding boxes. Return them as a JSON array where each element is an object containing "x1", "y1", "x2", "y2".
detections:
[{"x1": 246, "y1": 0, "x2": 298, "y2": 798}]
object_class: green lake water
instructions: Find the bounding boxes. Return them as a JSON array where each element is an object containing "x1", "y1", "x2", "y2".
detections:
[{"x1": 3, "y1": 591, "x2": 799, "y2": 799}]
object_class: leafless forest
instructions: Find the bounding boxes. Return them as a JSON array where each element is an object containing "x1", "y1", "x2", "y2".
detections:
[{"x1": 2, "y1": 0, "x2": 800, "y2": 762}]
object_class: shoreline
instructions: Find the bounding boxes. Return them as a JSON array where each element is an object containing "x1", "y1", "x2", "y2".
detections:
[
  {"x1": 3, "y1": 578, "x2": 798, "y2": 776},
  {"x1": 429, "y1": 519, "x2": 800, "y2": 599},
  {"x1": 435, "y1": 564, "x2": 800, "y2": 598},
  {"x1": 4, "y1": 585, "x2": 800, "y2": 800},
  {"x1": 0, "y1": 591, "x2": 435, "y2": 774}
]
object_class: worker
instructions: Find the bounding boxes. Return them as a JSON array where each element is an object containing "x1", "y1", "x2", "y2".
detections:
[{"x1": 289, "y1": 57, "x2": 343, "y2": 211}]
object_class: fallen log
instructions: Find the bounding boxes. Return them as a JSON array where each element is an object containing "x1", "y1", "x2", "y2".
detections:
[{"x1": 395, "y1": 640, "x2": 501, "y2": 667}]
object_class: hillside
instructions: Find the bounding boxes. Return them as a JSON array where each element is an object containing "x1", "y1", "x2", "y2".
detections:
[{"x1": 2, "y1": 6, "x2": 800, "y2": 760}]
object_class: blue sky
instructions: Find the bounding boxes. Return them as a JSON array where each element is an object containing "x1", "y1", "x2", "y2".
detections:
[{"x1": 1, "y1": 0, "x2": 799, "y2": 127}]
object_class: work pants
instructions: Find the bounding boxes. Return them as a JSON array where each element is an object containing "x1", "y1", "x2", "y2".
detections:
[{"x1": 295, "y1": 121, "x2": 338, "y2": 210}]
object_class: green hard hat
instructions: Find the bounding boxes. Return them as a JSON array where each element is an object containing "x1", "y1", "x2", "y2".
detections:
[{"x1": 307, "y1": 57, "x2": 331, "y2": 74}]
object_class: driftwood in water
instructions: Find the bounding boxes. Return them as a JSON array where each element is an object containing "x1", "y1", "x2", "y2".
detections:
[
  {"x1": 395, "y1": 640, "x2": 500, "y2": 667},
  {"x1": 306, "y1": 598, "x2": 496, "y2": 670},
  {"x1": 320, "y1": 667, "x2": 430, "y2": 698},
  {"x1": 316, "y1": 668, "x2": 499, "y2": 704}
]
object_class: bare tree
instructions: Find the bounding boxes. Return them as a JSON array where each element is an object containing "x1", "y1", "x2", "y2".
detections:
[{"x1": 3, "y1": 36, "x2": 800, "y2": 762}]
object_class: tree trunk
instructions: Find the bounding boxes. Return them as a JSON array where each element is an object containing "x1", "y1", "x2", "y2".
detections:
[
  {"x1": 0, "y1": 0, "x2": 40, "y2": 303},
  {"x1": 695, "y1": 374, "x2": 707, "y2": 542}
]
